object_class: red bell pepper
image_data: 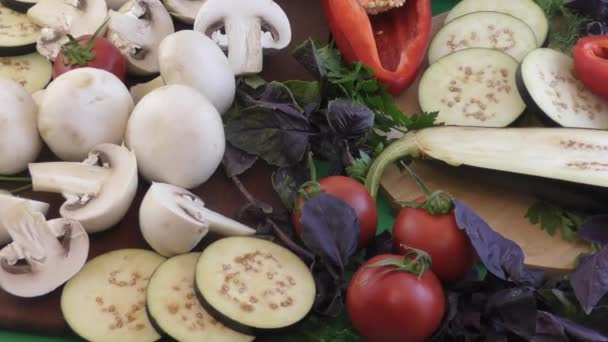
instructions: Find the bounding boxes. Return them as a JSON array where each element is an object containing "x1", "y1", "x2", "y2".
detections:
[
  {"x1": 322, "y1": 0, "x2": 432, "y2": 95},
  {"x1": 573, "y1": 36, "x2": 608, "y2": 99}
]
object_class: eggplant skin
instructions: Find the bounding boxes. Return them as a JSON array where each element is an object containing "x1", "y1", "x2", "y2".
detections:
[
  {"x1": 0, "y1": 0, "x2": 34, "y2": 13},
  {"x1": 0, "y1": 42, "x2": 36, "y2": 57},
  {"x1": 144, "y1": 305, "x2": 171, "y2": 341},
  {"x1": 515, "y1": 63, "x2": 561, "y2": 128}
]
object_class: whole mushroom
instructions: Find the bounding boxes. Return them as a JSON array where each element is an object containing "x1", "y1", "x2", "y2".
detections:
[
  {"x1": 125, "y1": 85, "x2": 225, "y2": 189},
  {"x1": 193, "y1": 0, "x2": 292, "y2": 75}
]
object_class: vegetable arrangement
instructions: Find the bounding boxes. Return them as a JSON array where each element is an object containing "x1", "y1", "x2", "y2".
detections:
[{"x1": 0, "y1": 0, "x2": 607, "y2": 341}]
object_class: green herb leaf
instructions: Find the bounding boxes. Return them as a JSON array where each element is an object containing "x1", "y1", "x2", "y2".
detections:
[
  {"x1": 535, "y1": 0, "x2": 587, "y2": 53},
  {"x1": 346, "y1": 151, "x2": 372, "y2": 183},
  {"x1": 525, "y1": 200, "x2": 587, "y2": 241},
  {"x1": 283, "y1": 80, "x2": 322, "y2": 111}
]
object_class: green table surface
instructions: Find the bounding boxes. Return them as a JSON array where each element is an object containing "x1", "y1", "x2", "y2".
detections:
[{"x1": 2, "y1": 1, "x2": 459, "y2": 340}]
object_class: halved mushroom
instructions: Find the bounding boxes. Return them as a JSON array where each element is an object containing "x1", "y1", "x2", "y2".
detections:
[
  {"x1": 163, "y1": 0, "x2": 205, "y2": 24},
  {"x1": 28, "y1": 144, "x2": 138, "y2": 234},
  {"x1": 0, "y1": 203, "x2": 89, "y2": 298},
  {"x1": 0, "y1": 191, "x2": 49, "y2": 245},
  {"x1": 107, "y1": 0, "x2": 174, "y2": 76},
  {"x1": 105, "y1": 0, "x2": 129, "y2": 10},
  {"x1": 140, "y1": 183, "x2": 255, "y2": 257},
  {"x1": 193, "y1": 0, "x2": 291, "y2": 75},
  {"x1": 26, "y1": 0, "x2": 108, "y2": 60}
]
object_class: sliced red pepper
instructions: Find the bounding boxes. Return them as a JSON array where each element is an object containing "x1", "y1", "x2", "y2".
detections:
[
  {"x1": 573, "y1": 36, "x2": 608, "y2": 99},
  {"x1": 322, "y1": 0, "x2": 432, "y2": 95}
]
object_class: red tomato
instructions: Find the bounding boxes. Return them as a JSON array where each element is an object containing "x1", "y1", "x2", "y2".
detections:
[
  {"x1": 393, "y1": 196, "x2": 476, "y2": 283},
  {"x1": 347, "y1": 254, "x2": 445, "y2": 342},
  {"x1": 573, "y1": 36, "x2": 608, "y2": 99},
  {"x1": 53, "y1": 35, "x2": 127, "y2": 81},
  {"x1": 293, "y1": 176, "x2": 378, "y2": 249}
]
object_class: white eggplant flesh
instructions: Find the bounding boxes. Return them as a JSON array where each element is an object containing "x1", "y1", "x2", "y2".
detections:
[
  {"x1": 0, "y1": 52, "x2": 52, "y2": 93},
  {"x1": 0, "y1": 4, "x2": 39, "y2": 55}
]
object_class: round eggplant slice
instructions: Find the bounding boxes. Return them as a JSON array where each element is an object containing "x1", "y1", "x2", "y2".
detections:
[
  {"x1": 61, "y1": 249, "x2": 166, "y2": 342},
  {"x1": 518, "y1": 48, "x2": 608, "y2": 129},
  {"x1": 0, "y1": 4, "x2": 39, "y2": 56},
  {"x1": 445, "y1": 0, "x2": 548, "y2": 46},
  {"x1": 419, "y1": 48, "x2": 525, "y2": 127},
  {"x1": 0, "y1": 0, "x2": 37, "y2": 13},
  {"x1": 195, "y1": 237, "x2": 315, "y2": 334},
  {"x1": 147, "y1": 253, "x2": 254, "y2": 342},
  {"x1": 0, "y1": 52, "x2": 51, "y2": 93},
  {"x1": 429, "y1": 11, "x2": 537, "y2": 64}
]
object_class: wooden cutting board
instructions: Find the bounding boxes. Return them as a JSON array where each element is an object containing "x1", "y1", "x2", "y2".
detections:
[
  {"x1": 0, "y1": 0, "x2": 330, "y2": 334},
  {"x1": 381, "y1": 12, "x2": 591, "y2": 273}
]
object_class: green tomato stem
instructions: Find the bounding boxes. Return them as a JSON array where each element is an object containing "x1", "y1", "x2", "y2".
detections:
[
  {"x1": 0, "y1": 176, "x2": 31, "y2": 182},
  {"x1": 9, "y1": 184, "x2": 32, "y2": 194}
]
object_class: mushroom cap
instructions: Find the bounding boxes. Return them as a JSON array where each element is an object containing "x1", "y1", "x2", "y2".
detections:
[
  {"x1": 60, "y1": 144, "x2": 138, "y2": 233},
  {"x1": 0, "y1": 192, "x2": 49, "y2": 245},
  {"x1": 163, "y1": 0, "x2": 205, "y2": 24},
  {"x1": 107, "y1": 0, "x2": 175, "y2": 76},
  {"x1": 158, "y1": 30, "x2": 235, "y2": 114},
  {"x1": 0, "y1": 77, "x2": 42, "y2": 175},
  {"x1": 139, "y1": 183, "x2": 209, "y2": 257},
  {"x1": 193, "y1": 0, "x2": 292, "y2": 51},
  {"x1": 125, "y1": 84, "x2": 225, "y2": 189},
  {"x1": 0, "y1": 206, "x2": 89, "y2": 298},
  {"x1": 38, "y1": 68, "x2": 133, "y2": 161}
]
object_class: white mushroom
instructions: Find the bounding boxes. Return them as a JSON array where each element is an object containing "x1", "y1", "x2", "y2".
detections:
[
  {"x1": 105, "y1": 0, "x2": 129, "y2": 10},
  {"x1": 129, "y1": 75, "x2": 163, "y2": 104},
  {"x1": 27, "y1": 0, "x2": 108, "y2": 60},
  {"x1": 163, "y1": 0, "x2": 205, "y2": 24},
  {"x1": 28, "y1": 144, "x2": 138, "y2": 234},
  {"x1": 158, "y1": 30, "x2": 235, "y2": 114},
  {"x1": 0, "y1": 203, "x2": 89, "y2": 298},
  {"x1": 125, "y1": 85, "x2": 225, "y2": 189},
  {"x1": 107, "y1": 0, "x2": 175, "y2": 76},
  {"x1": 140, "y1": 183, "x2": 255, "y2": 257},
  {"x1": 193, "y1": 0, "x2": 292, "y2": 75},
  {"x1": 0, "y1": 191, "x2": 49, "y2": 245},
  {"x1": 0, "y1": 78, "x2": 42, "y2": 175},
  {"x1": 37, "y1": 68, "x2": 133, "y2": 162}
]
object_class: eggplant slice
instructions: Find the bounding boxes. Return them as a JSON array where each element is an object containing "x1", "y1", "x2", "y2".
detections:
[
  {"x1": 0, "y1": 0, "x2": 37, "y2": 13},
  {"x1": 445, "y1": 0, "x2": 548, "y2": 46},
  {"x1": 429, "y1": 11, "x2": 537, "y2": 63},
  {"x1": 0, "y1": 3, "x2": 39, "y2": 56},
  {"x1": 0, "y1": 52, "x2": 51, "y2": 93},
  {"x1": 61, "y1": 249, "x2": 166, "y2": 342},
  {"x1": 419, "y1": 48, "x2": 525, "y2": 127},
  {"x1": 518, "y1": 48, "x2": 608, "y2": 129},
  {"x1": 195, "y1": 237, "x2": 316, "y2": 334},
  {"x1": 147, "y1": 253, "x2": 254, "y2": 342}
]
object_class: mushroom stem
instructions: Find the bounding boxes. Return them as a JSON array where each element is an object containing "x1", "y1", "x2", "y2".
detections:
[
  {"x1": 226, "y1": 17, "x2": 263, "y2": 75},
  {"x1": 28, "y1": 162, "x2": 110, "y2": 196},
  {"x1": 176, "y1": 194, "x2": 255, "y2": 236}
]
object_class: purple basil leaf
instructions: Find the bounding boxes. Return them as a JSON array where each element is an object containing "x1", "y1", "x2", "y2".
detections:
[
  {"x1": 578, "y1": 215, "x2": 608, "y2": 246},
  {"x1": 570, "y1": 245, "x2": 608, "y2": 314},
  {"x1": 534, "y1": 311, "x2": 608, "y2": 342},
  {"x1": 486, "y1": 287, "x2": 537, "y2": 340},
  {"x1": 453, "y1": 199, "x2": 544, "y2": 287},
  {"x1": 365, "y1": 231, "x2": 394, "y2": 259},
  {"x1": 326, "y1": 99, "x2": 375, "y2": 140},
  {"x1": 271, "y1": 165, "x2": 310, "y2": 211},
  {"x1": 300, "y1": 193, "x2": 359, "y2": 273},
  {"x1": 292, "y1": 39, "x2": 328, "y2": 81},
  {"x1": 222, "y1": 142, "x2": 258, "y2": 178}
]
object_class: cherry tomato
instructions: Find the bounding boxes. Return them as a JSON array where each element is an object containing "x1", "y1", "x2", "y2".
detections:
[
  {"x1": 393, "y1": 196, "x2": 476, "y2": 283},
  {"x1": 347, "y1": 254, "x2": 445, "y2": 342},
  {"x1": 573, "y1": 36, "x2": 608, "y2": 99},
  {"x1": 54, "y1": 35, "x2": 127, "y2": 81},
  {"x1": 293, "y1": 176, "x2": 378, "y2": 249}
]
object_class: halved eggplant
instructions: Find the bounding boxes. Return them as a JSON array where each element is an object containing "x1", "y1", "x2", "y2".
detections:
[
  {"x1": 429, "y1": 11, "x2": 537, "y2": 64},
  {"x1": 146, "y1": 253, "x2": 254, "y2": 342},
  {"x1": 0, "y1": 52, "x2": 51, "y2": 93},
  {"x1": 419, "y1": 48, "x2": 525, "y2": 127},
  {"x1": 445, "y1": 0, "x2": 548, "y2": 46},
  {"x1": 366, "y1": 127, "x2": 608, "y2": 199},
  {"x1": 0, "y1": 4, "x2": 39, "y2": 56},
  {"x1": 61, "y1": 249, "x2": 166, "y2": 342},
  {"x1": 518, "y1": 48, "x2": 608, "y2": 129},
  {"x1": 0, "y1": 0, "x2": 37, "y2": 13},
  {"x1": 195, "y1": 237, "x2": 316, "y2": 335}
]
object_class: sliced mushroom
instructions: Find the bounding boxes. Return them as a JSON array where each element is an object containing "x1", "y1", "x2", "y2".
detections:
[
  {"x1": 27, "y1": 0, "x2": 108, "y2": 60},
  {"x1": 105, "y1": 0, "x2": 129, "y2": 10},
  {"x1": 140, "y1": 183, "x2": 255, "y2": 257},
  {"x1": 28, "y1": 144, "x2": 138, "y2": 234},
  {"x1": 193, "y1": 0, "x2": 292, "y2": 75},
  {"x1": 0, "y1": 191, "x2": 49, "y2": 245},
  {"x1": 107, "y1": 0, "x2": 174, "y2": 76},
  {"x1": 163, "y1": 0, "x2": 205, "y2": 24},
  {"x1": 0, "y1": 203, "x2": 89, "y2": 298}
]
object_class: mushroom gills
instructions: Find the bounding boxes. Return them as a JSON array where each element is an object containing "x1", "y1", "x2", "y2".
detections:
[
  {"x1": 0, "y1": 191, "x2": 49, "y2": 245},
  {"x1": 0, "y1": 203, "x2": 89, "y2": 298},
  {"x1": 0, "y1": 53, "x2": 52, "y2": 93},
  {"x1": 146, "y1": 253, "x2": 254, "y2": 342},
  {"x1": 0, "y1": 3, "x2": 40, "y2": 56},
  {"x1": 61, "y1": 249, "x2": 165, "y2": 342},
  {"x1": 419, "y1": 48, "x2": 525, "y2": 127},
  {"x1": 195, "y1": 237, "x2": 316, "y2": 334}
]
